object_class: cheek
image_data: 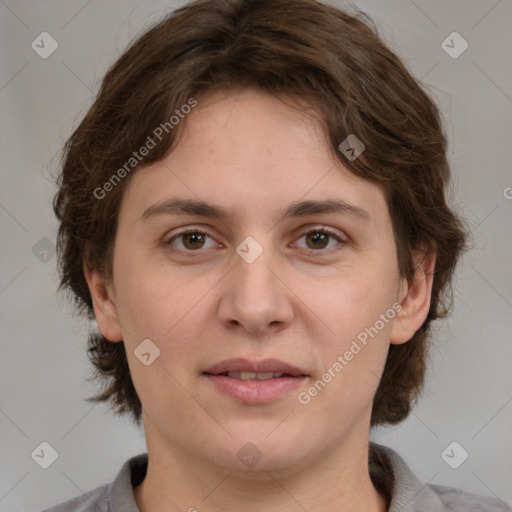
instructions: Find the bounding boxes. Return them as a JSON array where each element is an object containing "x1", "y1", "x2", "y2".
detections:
[
  {"x1": 299, "y1": 281, "x2": 395, "y2": 424},
  {"x1": 111, "y1": 250, "x2": 223, "y2": 376},
  {"x1": 110, "y1": 244, "x2": 188, "y2": 337},
  {"x1": 297, "y1": 266, "x2": 398, "y2": 409},
  {"x1": 301, "y1": 265, "x2": 399, "y2": 344}
]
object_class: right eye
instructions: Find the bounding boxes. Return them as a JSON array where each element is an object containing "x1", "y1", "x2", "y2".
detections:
[{"x1": 165, "y1": 228, "x2": 220, "y2": 252}]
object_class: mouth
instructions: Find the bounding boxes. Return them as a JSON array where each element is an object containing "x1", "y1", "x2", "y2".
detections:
[
  {"x1": 206, "y1": 371, "x2": 299, "y2": 381},
  {"x1": 203, "y1": 358, "x2": 308, "y2": 404}
]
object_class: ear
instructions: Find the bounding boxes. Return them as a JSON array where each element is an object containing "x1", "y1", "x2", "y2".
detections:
[
  {"x1": 83, "y1": 263, "x2": 123, "y2": 342},
  {"x1": 390, "y1": 250, "x2": 436, "y2": 345}
]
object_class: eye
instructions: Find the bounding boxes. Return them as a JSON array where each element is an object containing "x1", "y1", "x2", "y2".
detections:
[
  {"x1": 294, "y1": 227, "x2": 345, "y2": 253},
  {"x1": 165, "y1": 227, "x2": 345, "y2": 254},
  {"x1": 166, "y1": 229, "x2": 218, "y2": 251}
]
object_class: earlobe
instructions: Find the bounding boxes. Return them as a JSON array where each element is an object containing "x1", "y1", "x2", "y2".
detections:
[
  {"x1": 390, "y1": 251, "x2": 436, "y2": 345},
  {"x1": 83, "y1": 263, "x2": 123, "y2": 342}
]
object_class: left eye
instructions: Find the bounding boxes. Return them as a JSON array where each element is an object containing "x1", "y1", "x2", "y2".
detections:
[{"x1": 294, "y1": 229, "x2": 344, "y2": 252}]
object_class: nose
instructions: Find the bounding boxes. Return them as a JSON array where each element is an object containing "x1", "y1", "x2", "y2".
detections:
[{"x1": 216, "y1": 238, "x2": 295, "y2": 337}]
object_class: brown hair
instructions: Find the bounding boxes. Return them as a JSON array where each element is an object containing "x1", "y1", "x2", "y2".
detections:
[{"x1": 53, "y1": 0, "x2": 467, "y2": 427}]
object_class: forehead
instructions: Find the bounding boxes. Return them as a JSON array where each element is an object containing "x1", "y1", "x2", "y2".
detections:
[{"x1": 120, "y1": 88, "x2": 389, "y2": 228}]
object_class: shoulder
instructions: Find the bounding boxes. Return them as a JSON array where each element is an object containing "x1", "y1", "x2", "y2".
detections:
[
  {"x1": 38, "y1": 452, "x2": 148, "y2": 512},
  {"x1": 38, "y1": 483, "x2": 109, "y2": 512},
  {"x1": 369, "y1": 442, "x2": 511, "y2": 512},
  {"x1": 427, "y1": 483, "x2": 512, "y2": 511}
]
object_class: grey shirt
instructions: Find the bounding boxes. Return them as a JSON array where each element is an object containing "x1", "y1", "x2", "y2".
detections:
[{"x1": 40, "y1": 443, "x2": 510, "y2": 512}]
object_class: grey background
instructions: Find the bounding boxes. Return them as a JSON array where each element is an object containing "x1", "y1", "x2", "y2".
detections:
[{"x1": 1, "y1": 1, "x2": 511, "y2": 510}]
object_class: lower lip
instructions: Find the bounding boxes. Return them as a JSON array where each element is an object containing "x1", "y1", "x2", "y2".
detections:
[{"x1": 204, "y1": 374, "x2": 307, "y2": 404}]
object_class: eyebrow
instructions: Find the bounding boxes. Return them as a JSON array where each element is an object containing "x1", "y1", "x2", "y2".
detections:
[{"x1": 140, "y1": 197, "x2": 370, "y2": 223}]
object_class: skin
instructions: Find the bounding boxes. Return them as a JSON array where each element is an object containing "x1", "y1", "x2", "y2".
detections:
[{"x1": 85, "y1": 88, "x2": 435, "y2": 512}]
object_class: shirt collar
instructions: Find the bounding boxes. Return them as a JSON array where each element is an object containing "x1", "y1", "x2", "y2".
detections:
[
  {"x1": 370, "y1": 442, "x2": 443, "y2": 512},
  {"x1": 107, "y1": 452, "x2": 147, "y2": 512}
]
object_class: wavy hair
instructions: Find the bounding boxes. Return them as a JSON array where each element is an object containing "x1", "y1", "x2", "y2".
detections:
[{"x1": 53, "y1": 0, "x2": 467, "y2": 426}]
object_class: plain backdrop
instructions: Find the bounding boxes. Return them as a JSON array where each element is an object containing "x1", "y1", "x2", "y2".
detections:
[{"x1": 1, "y1": 1, "x2": 511, "y2": 511}]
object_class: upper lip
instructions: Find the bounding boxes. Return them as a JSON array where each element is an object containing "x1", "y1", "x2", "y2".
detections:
[{"x1": 204, "y1": 358, "x2": 307, "y2": 376}]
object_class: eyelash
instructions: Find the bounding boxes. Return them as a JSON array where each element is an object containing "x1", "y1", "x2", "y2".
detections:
[{"x1": 165, "y1": 226, "x2": 346, "y2": 256}]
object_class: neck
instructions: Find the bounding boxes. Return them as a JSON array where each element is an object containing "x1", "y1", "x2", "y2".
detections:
[{"x1": 134, "y1": 421, "x2": 388, "y2": 512}]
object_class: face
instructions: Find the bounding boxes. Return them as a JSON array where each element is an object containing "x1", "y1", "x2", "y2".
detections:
[{"x1": 87, "y1": 88, "x2": 432, "y2": 473}]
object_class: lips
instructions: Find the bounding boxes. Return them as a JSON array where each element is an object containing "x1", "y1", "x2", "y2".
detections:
[
  {"x1": 224, "y1": 371, "x2": 286, "y2": 381},
  {"x1": 203, "y1": 358, "x2": 308, "y2": 404},
  {"x1": 204, "y1": 358, "x2": 306, "y2": 377}
]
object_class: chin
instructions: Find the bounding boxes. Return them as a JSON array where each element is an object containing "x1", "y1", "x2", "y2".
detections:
[{"x1": 213, "y1": 422, "x2": 320, "y2": 473}]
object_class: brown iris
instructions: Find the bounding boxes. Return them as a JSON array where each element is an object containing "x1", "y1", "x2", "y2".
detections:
[
  {"x1": 182, "y1": 232, "x2": 207, "y2": 250},
  {"x1": 305, "y1": 231, "x2": 329, "y2": 250}
]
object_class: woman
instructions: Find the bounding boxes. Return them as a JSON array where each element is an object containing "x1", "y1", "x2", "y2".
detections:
[{"x1": 44, "y1": 0, "x2": 507, "y2": 510}]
